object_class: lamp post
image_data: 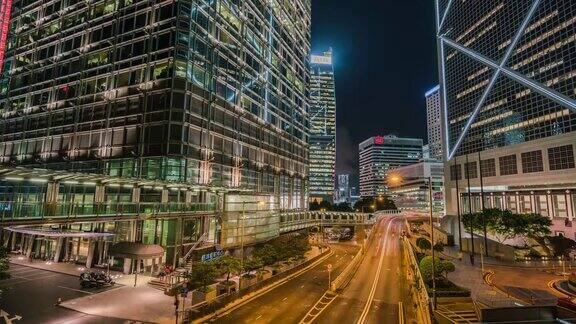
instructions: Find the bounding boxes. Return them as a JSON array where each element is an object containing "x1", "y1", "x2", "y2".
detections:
[{"x1": 389, "y1": 173, "x2": 437, "y2": 309}]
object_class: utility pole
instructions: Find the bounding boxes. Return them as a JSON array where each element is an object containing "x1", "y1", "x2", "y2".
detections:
[
  {"x1": 478, "y1": 151, "x2": 488, "y2": 256},
  {"x1": 465, "y1": 154, "x2": 475, "y2": 265},
  {"x1": 428, "y1": 176, "x2": 437, "y2": 310},
  {"x1": 454, "y1": 157, "x2": 463, "y2": 251}
]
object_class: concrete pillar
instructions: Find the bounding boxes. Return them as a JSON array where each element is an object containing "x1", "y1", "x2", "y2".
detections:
[
  {"x1": 86, "y1": 240, "x2": 95, "y2": 268},
  {"x1": 10, "y1": 231, "x2": 17, "y2": 252},
  {"x1": 25, "y1": 235, "x2": 35, "y2": 258},
  {"x1": 185, "y1": 190, "x2": 193, "y2": 204},
  {"x1": 63, "y1": 238, "x2": 69, "y2": 261},
  {"x1": 568, "y1": 193, "x2": 574, "y2": 221},
  {"x1": 123, "y1": 258, "x2": 132, "y2": 274},
  {"x1": 53, "y1": 237, "x2": 64, "y2": 263}
]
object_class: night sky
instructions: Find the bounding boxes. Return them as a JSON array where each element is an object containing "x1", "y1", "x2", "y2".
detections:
[{"x1": 311, "y1": 0, "x2": 439, "y2": 188}]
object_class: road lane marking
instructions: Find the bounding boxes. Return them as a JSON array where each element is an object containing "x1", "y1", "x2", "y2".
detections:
[
  {"x1": 398, "y1": 302, "x2": 404, "y2": 324},
  {"x1": 357, "y1": 217, "x2": 396, "y2": 324},
  {"x1": 282, "y1": 297, "x2": 288, "y2": 301},
  {"x1": 255, "y1": 314, "x2": 262, "y2": 320},
  {"x1": 57, "y1": 285, "x2": 94, "y2": 294}
]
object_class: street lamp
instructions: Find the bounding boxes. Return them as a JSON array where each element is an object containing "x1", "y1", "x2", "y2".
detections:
[{"x1": 388, "y1": 173, "x2": 437, "y2": 310}]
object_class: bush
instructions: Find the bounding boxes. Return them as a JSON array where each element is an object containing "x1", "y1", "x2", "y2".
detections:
[
  {"x1": 252, "y1": 233, "x2": 311, "y2": 266},
  {"x1": 0, "y1": 246, "x2": 8, "y2": 281},
  {"x1": 416, "y1": 237, "x2": 431, "y2": 251},
  {"x1": 419, "y1": 256, "x2": 456, "y2": 283}
]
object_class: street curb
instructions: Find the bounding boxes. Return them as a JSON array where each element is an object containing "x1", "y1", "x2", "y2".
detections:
[
  {"x1": 482, "y1": 270, "x2": 527, "y2": 305},
  {"x1": 550, "y1": 279, "x2": 575, "y2": 298},
  {"x1": 192, "y1": 248, "x2": 334, "y2": 324}
]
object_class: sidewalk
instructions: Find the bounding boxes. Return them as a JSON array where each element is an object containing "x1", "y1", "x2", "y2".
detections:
[
  {"x1": 443, "y1": 251, "x2": 521, "y2": 308},
  {"x1": 9, "y1": 254, "x2": 155, "y2": 286}
]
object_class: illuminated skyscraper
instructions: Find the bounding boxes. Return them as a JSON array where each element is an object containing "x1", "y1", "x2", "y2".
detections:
[
  {"x1": 0, "y1": 0, "x2": 11, "y2": 73},
  {"x1": 425, "y1": 85, "x2": 443, "y2": 161},
  {"x1": 359, "y1": 135, "x2": 423, "y2": 197},
  {"x1": 437, "y1": 1, "x2": 576, "y2": 237},
  {"x1": 309, "y1": 49, "x2": 336, "y2": 202},
  {"x1": 0, "y1": 0, "x2": 312, "y2": 253}
]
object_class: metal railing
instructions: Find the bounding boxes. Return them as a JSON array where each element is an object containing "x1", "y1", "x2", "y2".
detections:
[
  {"x1": 0, "y1": 201, "x2": 217, "y2": 221},
  {"x1": 402, "y1": 236, "x2": 433, "y2": 324}
]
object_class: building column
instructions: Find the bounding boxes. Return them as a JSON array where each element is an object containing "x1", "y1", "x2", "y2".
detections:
[
  {"x1": 10, "y1": 231, "x2": 17, "y2": 252},
  {"x1": 547, "y1": 192, "x2": 554, "y2": 219},
  {"x1": 86, "y1": 240, "x2": 95, "y2": 268},
  {"x1": 53, "y1": 237, "x2": 64, "y2": 263},
  {"x1": 566, "y1": 191, "x2": 574, "y2": 221},
  {"x1": 123, "y1": 258, "x2": 132, "y2": 274},
  {"x1": 25, "y1": 235, "x2": 36, "y2": 258}
]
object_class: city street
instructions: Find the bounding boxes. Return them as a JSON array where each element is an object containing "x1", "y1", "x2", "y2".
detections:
[
  {"x1": 313, "y1": 216, "x2": 408, "y2": 324},
  {"x1": 0, "y1": 263, "x2": 132, "y2": 324},
  {"x1": 210, "y1": 243, "x2": 360, "y2": 324}
]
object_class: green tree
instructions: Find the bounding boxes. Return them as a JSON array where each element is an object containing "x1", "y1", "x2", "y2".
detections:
[
  {"x1": 186, "y1": 262, "x2": 217, "y2": 292},
  {"x1": 242, "y1": 257, "x2": 264, "y2": 275},
  {"x1": 214, "y1": 255, "x2": 243, "y2": 284},
  {"x1": 0, "y1": 246, "x2": 9, "y2": 280},
  {"x1": 309, "y1": 199, "x2": 320, "y2": 211},
  {"x1": 522, "y1": 213, "x2": 552, "y2": 239},
  {"x1": 416, "y1": 237, "x2": 432, "y2": 251},
  {"x1": 253, "y1": 244, "x2": 279, "y2": 266},
  {"x1": 333, "y1": 202, "x2": 353, "y2": 212},
  {"x1": 547, "y1": 235, "x2": 576, "y2": 257},
  {"x1": 418, "y1": 256, "x2": 443, "y2": 284},
  {"x1": 440, "y1": 260, "x2": 455, "y2": 279}
]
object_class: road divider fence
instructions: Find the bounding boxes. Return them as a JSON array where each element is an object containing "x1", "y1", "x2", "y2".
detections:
[
  {"x1": 401, "y1": 236, "x2": 432, "y2": 324},
  {"x1": 330, "y1": 225, "x2": 376, "y2": 292}
]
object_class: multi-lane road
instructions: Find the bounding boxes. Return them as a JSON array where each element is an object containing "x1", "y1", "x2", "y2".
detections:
[
  {"x1": 312, "y1": 216, "x2": 409, "y2": 324},
  {"x1": 211, "y1": 243, "x2": 359, "y2": 323},
  {"x1": 209, "y1": 215, "x2": 409, "y2": 324}
]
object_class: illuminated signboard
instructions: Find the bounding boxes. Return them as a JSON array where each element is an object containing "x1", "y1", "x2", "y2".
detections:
[
  {"x1": 374, "y1": 136, "x2": 385, "y2": 145},
  {"x1": 311, "y1": 55, "x2": 332, "y2": 65},
  {"x1": 0, "y1": 0, "x2": 12, "y2": 74}
]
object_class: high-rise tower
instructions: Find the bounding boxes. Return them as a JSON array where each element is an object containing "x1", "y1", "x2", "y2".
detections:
[
  {"x1": 0, "y1": 0, "x2": 311, "y2": 209},
  {"x1": 309, "y1": 49, "x2": 336, "y2": 202},
  {"x1": 425, "y1": 85, "x2": 443, "y2": 161},
  {"x1": 437, "y1": 1, "x2": 576, "y2": 237}
]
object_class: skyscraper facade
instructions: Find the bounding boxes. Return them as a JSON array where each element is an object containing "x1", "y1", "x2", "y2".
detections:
[
  {"x1": 0, "y1": 0, "x2": 312, "y2": 265},
  {"x1": 359, "y1": 135, "x2": 423, "y2": 197},
  {"x1": 425, "y1": 85, "x2": 442, "y2": 161},
  {"x1": 0, "y1": 0, "x2": 310, "y2": 205},
  {"x1": 437, "y1": 1, "x2": 576, "y2": 237},
  {"x1": 309, "y1": 49, "x2": 336, "y2": 202}
]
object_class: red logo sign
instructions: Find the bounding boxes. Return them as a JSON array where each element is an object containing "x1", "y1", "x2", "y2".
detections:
[{"x1": 374, "y1": 136, "x2": 385, "y2": 145}]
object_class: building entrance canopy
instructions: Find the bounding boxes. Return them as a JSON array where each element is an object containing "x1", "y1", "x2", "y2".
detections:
[
  {"x1": 108, "y1": 242, "x2": 165, "y2": 259},
  {"x1": 5, "y1": 226, "x2": 115, "y2": 238}
]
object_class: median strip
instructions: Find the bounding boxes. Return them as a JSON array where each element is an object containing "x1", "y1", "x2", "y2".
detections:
[{"x1": 193, "y1": 248, "x2": 334, "y2": 324}]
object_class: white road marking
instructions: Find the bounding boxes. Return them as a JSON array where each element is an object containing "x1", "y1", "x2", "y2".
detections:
[
  {"x1": 357, "y1": 218, "x2": 396, "y2": 324},
  {"x1": 0, "y1": 309, "x2": 22, "y2": 323},
  {"x1": 282, "y1": 297, "x2": 288, "y2": 301},
  {"x1": 57, "y1": 286, "x2": 94, "y2": 294},
  {"x1": 255, "y1": 314, "x2": 262, "y2": 320}
]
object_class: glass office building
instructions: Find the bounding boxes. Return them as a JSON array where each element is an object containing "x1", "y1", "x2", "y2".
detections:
[
  {"x1": 358, "y1": 135, "x2": 423, "y2": 197},
  {"x1": 425, "y1": 85, "x2": 443, "y2": 161},
  {"x1": 437, "y1": 1, "x2": 576, "y2": 238},
  {"x1": 0, "y1": 0, "x2": 312, "y2": 268},
  {"x1": 309, "y1": 49, "x2": 336, "y2": 202},
  {"x1": 0, "y1": 0, "x2": 310, "y2": 207}
]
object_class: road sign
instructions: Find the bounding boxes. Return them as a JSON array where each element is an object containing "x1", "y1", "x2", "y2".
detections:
[{"x1": 327, "y1": 264, "x2": 332, "y2": 272}]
